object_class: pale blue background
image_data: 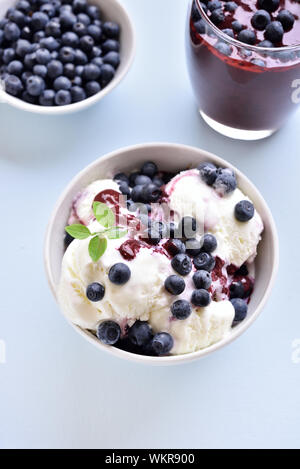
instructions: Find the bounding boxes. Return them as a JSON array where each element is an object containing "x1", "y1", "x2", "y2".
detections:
[{"x1": 0, "y1": 0, "x2": 299, "y2": 450}]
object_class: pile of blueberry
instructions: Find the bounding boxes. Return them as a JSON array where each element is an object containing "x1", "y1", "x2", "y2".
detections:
[
  {"x1": 192, "y1": 0, "x2": 296, "y2": 51},
  {"x1": 0, "y1": 0, "x2": 120, "y2": 106}
]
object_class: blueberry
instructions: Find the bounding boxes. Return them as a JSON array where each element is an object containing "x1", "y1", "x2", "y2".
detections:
[
  {"x1": 165, "y1": 275, "x2": 186, "y2": 295},
  {"x1": 33, "y1": 64, "x2": 47, "y2": 77},
  {"x1": 83, "y1": 63, "x2": 100, "y2": 80},
  {"x1": 47, "y1": 59, "x2": 63, "y2": 78},
  {"x1": 210, "y1": 8, "x2": 225, "y2": 25},
  {"x1": 277, "y1": 10, "x2": 295, "y2": 32},
  {"x1": 60, "y1": 11, "x2": 77, "y2": 30},
  {"x1": 40, "y1": 3, "x2": 56, "y2": 18},
  {"x1": 129, "y1": 171, "x2": 140, "y2": 187},
  {"x1": 171, "y1": 253, "x2": 193, "y2": 276},
  {"x1": 40, "y1": 37, "x2": 59, "y2": 52},
  {"x1": 165, "y1": 239, "x2": 186, "y2": 257},
  {"x1": 185, "y1": 238, "x2": 202, "y2": 257},
  {"x1": 33, "y1": 30, "x2": 46, "y2": 42},
  {"x1": 194, "y1": 252, "x2": 215, "y2": 272},
  {"x1": 118, "y1": 181, "x2": 130, "y2": 196},
  {"x1": 26, "y1": 75, "x2": 45, "y2": 96},
  {"x1": 251, "y1": 10, "x2": 271, "y2": 31},
  {"x1": 225, "y1": 2, "x2": 237, "y2": 12},
  {"x1": 45, "y1": 20, "x2": 61, "y2": 38},
  {"x1": 73, "y1": 0, "x2": 88, "y2": 14},
  {"x1": 216, "y1": 41, "x2": 232, "y2": 56},
  {"x1": 4, "y1": 22, "x2": 21, "y2": 41},
  {"x1": 207, "y1": 0, "x2": 222, "y2": 11},
  {"x1": 103, "y1": 21, "x2": 120, "y2": 39},
  {"x1": 16, "y1": 1, "x2": 31, "y2": 14},
  {"x1": 7, "y1": 60, "x2": 23, "y2": 76},
  {"x1": 74, "y1": 48, "x2": 88, "y2": 65},
  {"x1": 258, "y1": 0, "x2": 280, "y2": 13},
  {"x1": 171, "y1": 300, "x2": 192, "y2": 320},
  {"x1": 198, "y1": 162, "x2": 218, "y2": 185},
  {"x1": 141, "y1": 161, "x2": 158, "y2": 178},
  {"x1": 21, "y1": 71, "x2": 32, "y2": 83},
  {"x1": 85, "y1": 80, "x2": 101, "y2": 97},
  {"x1": 194, "y1": 19, "x2": 206, "y2": 34},
  {"x1": 73, "y1": 22, "x2": 87, "y2": 36},
  {"x1": 277, "y1": 50, "x2": 295, "y2": 62},
  {"x1": 21, "y1": 91, "x2": 36, "y2": 103},
  {"x1": 152, "y1": 332, "x2": 174, "y2": 355},
  {"x1": 191, "y1": 289, "x2": 211, "y2": 307},
  {"x1": 230, "y1": 281, "x2": 245, "y2": 299},
  {"x1": 257, "y1": 39, "x2": 274, "y2": 47},
  {"x1": 61, "y1": 31, "x2": 79, "y2": 47},
  {"x1": 193, "y1": 270, "x2": 212, "y2": 290},
  {"x1": 36, "y1": 48, "x2": 51, "y2": 65},
  {"x1": 87, "y1": 24, "x2": 102, "y2": 41},
  {"x1": 59, "y1": 46, "x2": 75, "y2": 63},
  {"x1": 79, "y1": 34, "x2": 94, "y2": 52},
  {"x1": 100, "y1": 63, "x2": 115, "y2": 87},
  {"x1": 4, "y1": 75, "x2": 23, "y2": 96},
  {"x1": 179, "y1": 216, "x2": 197, "y2": 239},
  {"x1": 97, "y1": 321, "x2": 121, "y2": 345},
  {"x1": 237, "y1": 29, "x2": 256, "y2": 45},
  {"x1": 55, "y1": 89, "x2": 71, "y2": 105},
  {"x1": 213, "y1": 168, "x2": 237, "y2": 195},
  {"x1": 128, "y1": 321, "x2": 153, "y2": 347},
  {"x1": 103, "y1": 51, "x2": 120, "y2": 69},
  {"x1": 86, "y1": 4, "x2": 101, "y2": 19},
  {"x1": 143, "y1": 226, "x2": 161, "y2": 245},
  {"x1": 131, "y1": 184, "x2": 143, "y2": 202},
  {"x1": 54, "y1": 76, "x2": 71, "y2": 90},
  {"x1": 31, "y1": 12, "x2": 49, "y2": 31},
  {"x1": 77, "y1": 13, "x2": 91, "y2": 26},
  {"x1": 231, "y1": 298, "x2": 248, "y2": 322},
  {"x1": 71, "y1": 85, "x2": 86, "y2": 102},
  {"x1": 201, "y1": 233, "x2": 217, "y2": 253},
  {"x1": 232, "y1": 20, "x2": 243, "y2": 33},
  {"x1": 64, "y1": 63, "x2": 75, "y2": 79},
  {"x1": 109, "y1": 263, "x2": 131, "y2": 285},
  {"x1": 92, "y1": 57, "x2": 103, "y2": 68},
  {"x1": 86, "y1": 282, "x2": 105, "y2": 301},
  {"x1": 152, "y1": 176, "x2": 164, "y2": 187},
  {"x1": 75, "y1": 65, "x2": 84, "y2": 77},
  {"x1": 141, "y1": 184, "x2": 161, "y2": 203},
  {"x1": 39, "y1": 88, "x2": 55, "y2": 106},
  {"x1": 222, "y1": 28, "x2": 234, "y2": 38},
  {"x1": 135, "y1": 175, "x2": 152, "y2": 186},
  {"x1": 264, "y1": 21, "x2": 284, "y2": 42},
  {"x1": 3, "y1": 48, "x2": 16, "y2": 65},
  {"x1": 102, "y1": 39, "x2": 120, "y2": 54},
  {"x1": 15, "y1": 39, "x2": 31, "y2": 59},
  {"x1": 235, "y1": 200, "x2": 255, "y2": 222},
  {"x1": 114, "y1": 172, "x2": 129, "y2": 184}
]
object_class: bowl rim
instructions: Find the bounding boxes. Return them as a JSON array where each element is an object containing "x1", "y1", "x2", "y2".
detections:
[
  {"x1": 44, "y1": 142, "x2": 279, "y2": 366},
  {"x1": 0, "y1": 0, "x2": 136, "y2": 115}
]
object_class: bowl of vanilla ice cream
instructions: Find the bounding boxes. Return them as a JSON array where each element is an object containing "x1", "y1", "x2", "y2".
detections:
[{"x1": 44, "y1": 143, "x2": 279, "y2": 365}]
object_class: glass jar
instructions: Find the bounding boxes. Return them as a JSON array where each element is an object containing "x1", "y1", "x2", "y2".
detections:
[{"x1": 186, "y1": 0, "x2": 300, "y2": 140}]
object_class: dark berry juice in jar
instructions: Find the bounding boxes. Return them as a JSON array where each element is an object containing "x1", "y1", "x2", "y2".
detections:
[{"x1": 186, "y1": 0, "x2": 300, "y2": 140}]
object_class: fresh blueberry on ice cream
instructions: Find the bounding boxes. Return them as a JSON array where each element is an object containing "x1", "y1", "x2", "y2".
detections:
[{"x1": 58, "y1": 160, "x2": 264, "y2": 356}]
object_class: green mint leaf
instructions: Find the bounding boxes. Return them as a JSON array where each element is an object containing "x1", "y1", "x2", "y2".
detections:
[
  {"x1": 93, "y1": 202, "x2": 115, "y2": 228},
  {"x1": 88, "y1": 235, "x2": 107, "y2": 262},
  {"x1": 107, "y1": 227, "x2": 128, "y2": 240},
  {"x1": 65, "y1": 224, "x2": 91, "y2": 240}
]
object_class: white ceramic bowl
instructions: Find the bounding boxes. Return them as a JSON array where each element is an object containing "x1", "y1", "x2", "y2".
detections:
[
  {"x1": 0, "y1": 0, "x2": 135, "y2": 114},
  {"x1": 44, "y1": 143, "x2": 279, "y2": 365}
]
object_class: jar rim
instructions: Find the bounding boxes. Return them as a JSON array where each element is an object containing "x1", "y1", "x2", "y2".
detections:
[{"x1": 195, "y1": 0, "x2": 300, "y2": 53}]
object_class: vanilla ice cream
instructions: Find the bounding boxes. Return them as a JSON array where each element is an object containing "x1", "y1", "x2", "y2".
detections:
[{"x1": 58, "y1": 161, "x2": 264, "y2": 356}]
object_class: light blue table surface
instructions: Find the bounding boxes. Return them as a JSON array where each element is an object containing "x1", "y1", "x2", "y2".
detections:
[{"x1": 0, "y1": 0, "x2": 299, "y2": 450}]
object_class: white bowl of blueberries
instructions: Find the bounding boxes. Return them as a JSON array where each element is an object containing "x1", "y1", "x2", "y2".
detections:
[{"x1": 0, "y1": 0, "x2": 135, "y2": 113}]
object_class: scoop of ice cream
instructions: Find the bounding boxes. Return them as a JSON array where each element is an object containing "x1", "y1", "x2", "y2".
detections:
[
  {"x1": 150, "y1": 300, "x2": 235, "y2": 355},
  {"x1": 58, "y1": 221, "x2": 172, "y2": 331},
  {"x1": 165, "y1": 169, "x2": 264, "y2": 267}
]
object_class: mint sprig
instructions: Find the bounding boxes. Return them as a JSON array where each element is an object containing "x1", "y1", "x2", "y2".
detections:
[{"x1": 65, "y1": 202, "x2": 127, "y2": 262}]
